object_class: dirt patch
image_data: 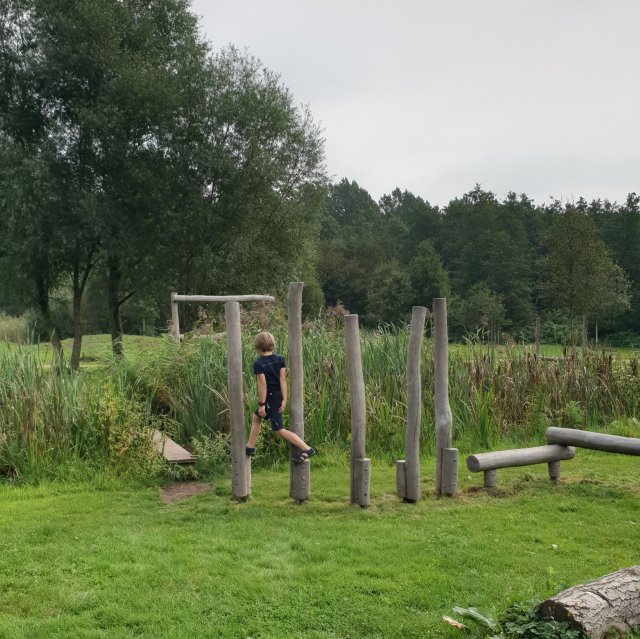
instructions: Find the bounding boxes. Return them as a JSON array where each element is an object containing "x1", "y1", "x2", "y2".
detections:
[{"x1": 160, "y1": 482, "x2": 211, "y2": 504}]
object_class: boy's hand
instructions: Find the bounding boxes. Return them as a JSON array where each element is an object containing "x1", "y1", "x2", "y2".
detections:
[
  {"x1": 258, "y1": 406, "x2": 266, "y2": 418},
  {"x1": 279, "y1": 399, "x2": 286, "y2": 414}
]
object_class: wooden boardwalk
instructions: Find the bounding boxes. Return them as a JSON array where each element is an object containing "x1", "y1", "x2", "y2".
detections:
[{"x1": 153, "y1": 430, "x2": 196, "y2": 464}]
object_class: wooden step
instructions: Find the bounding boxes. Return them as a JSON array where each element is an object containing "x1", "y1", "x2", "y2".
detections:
[{"x1": 153, "y1": 430, "x2": 196, "y2": 464}]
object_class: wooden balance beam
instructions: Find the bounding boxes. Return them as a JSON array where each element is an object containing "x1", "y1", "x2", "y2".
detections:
[
  {"x1": 153, "y1": 430, "x2": 196, "y2": 464},
  {"x1": 466, "y1": 444, "x2": 576, "y2": 489},
  {"x1": 546, "y1": 427, "x2": 640, "y2": 456}
]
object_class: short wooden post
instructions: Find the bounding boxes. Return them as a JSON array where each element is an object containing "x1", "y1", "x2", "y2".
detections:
[
  {"x1": 225, "y1": 301, "x2": 249, "y2": 500},
  {"x1": 397, "y1": 306, "x2": 427, "y2": 502},
  {"x1": 170, "y1": 292, "x2": 180, "y2": 340},
  {"x1": 396, "y1": 460, "x2": 407, "y2": 499},
  {"x1": 534, "y1": 316, "x2": 541, "y2": 356},
  {"x1": 442, "y1": 447, "x2": 459, "y2": 496},
  {"x1": 288, "y1": 282, "x2": 309, "y2": 502},
  {"x1": 484, "y1": 469, "x2": 497, "y2": 489},
  {"x1": 548, "y1": 460, "x2": 561, "y2": 482},
  {"x1": 434, "y1": 298, "x2": 454, "y2": 496},
  {"x1": 345, "y1": 314, "x2": 370, "y2": 507}
]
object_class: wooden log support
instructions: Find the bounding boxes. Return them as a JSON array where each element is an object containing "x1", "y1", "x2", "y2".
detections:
[
  {"x1": 288, "y1": 282, "x2": 310, "y2": 503},
  {"x1": 173, "y1": 294, "x2": 275, "y2": 303},
  {"x1": 434, "y1": 298, "x2": 454, "y2": 496},
  {"x1": 546, "y1": 427, "x2": 640, "y2": 456},
  {"x1": 396, "y1": 461, "x2": 407, "y2": 499},
  {"x1": 225, "y1": 301, "x2": 250, "y2": 500},
  {"x1": 170, "y1": 292, "x2": 180, "y2": 340},
  {"x1": 540, "y1": 566, "x2": 640, "y2": 638},
  {"x1": 467, "y1": 444, "x2": 576, "y2": 473},
  {"x1": 548, "y1": 460, "x2": 561, "y2": 481},
  {"x1": 396, "y1": 306, "x2": 427, "y2": 502},
  {"x1": 484, "y1": 469, "x2": 497, "y2": 489},
  {"x1": 345, "y1": 314, "x2": 369, "y2": 507},
  {"x1": 442, "y1": 447, "x2": 459, "y2": 496}
]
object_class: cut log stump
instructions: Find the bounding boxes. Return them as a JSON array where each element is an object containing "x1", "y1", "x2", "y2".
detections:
[{"x1": 540, "y1": 566, "x2": 640, "y2": 638}]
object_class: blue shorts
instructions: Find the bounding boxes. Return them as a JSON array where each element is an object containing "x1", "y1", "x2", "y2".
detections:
[{"x1": 254, "y1": 392, "x2": 284, "y2": 431}]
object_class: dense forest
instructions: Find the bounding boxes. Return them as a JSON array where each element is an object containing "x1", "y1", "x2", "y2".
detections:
[{"x1": 0, "y1": 0, "x2": 638, "y2": 358}]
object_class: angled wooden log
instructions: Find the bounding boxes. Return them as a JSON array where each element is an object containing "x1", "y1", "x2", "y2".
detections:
[
  {"x1": 288, "y1": 282, "x2": 309, "y2": 502},
  {"x1": 397, "y1": 306, "x2": 427, "y2": 502},
  {"x1": 540, "y1": 566, "x2": 640, "y2": 638},
  {"x1": 546, "y1": 427, "x2": 640, "y2": 456},
  {"x1": 466, "y1": 445, "x2": 576, "y2": 472},
  {"x1": 173, "y1": 294, "x2": 275, "y2": 303},
  {"x1": 434, "y1": 298, "x2": 453, "y2": 495},
  {"x1": 225, "y1": 301, "x2": 250, "y2": 500},
  {"x1": 345, "y1": 314, "x2": 369, "y2": 507}
]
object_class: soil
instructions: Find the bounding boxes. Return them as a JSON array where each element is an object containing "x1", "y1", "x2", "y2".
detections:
[{"x1": 160, "y1": 481, "x2": 211, "y2": 505}]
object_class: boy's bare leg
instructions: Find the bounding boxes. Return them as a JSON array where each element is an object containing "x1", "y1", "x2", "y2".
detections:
[
  {"x1": 247, "y1": 413, "x2": 262, "y2": 448},
  {"x1": 276, "y1": 428, "x2": 310, "y2": 451}
]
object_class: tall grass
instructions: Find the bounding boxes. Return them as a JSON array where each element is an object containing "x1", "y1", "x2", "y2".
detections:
[
  {"x1": 0, "y1": 313, "x2": 29, "y2": 344},
  {"x1": 133, "y1": 327, "x2": 640, "y2": 463}
]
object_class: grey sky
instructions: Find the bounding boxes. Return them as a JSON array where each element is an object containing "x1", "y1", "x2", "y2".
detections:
[{"x1": 192, "y1": 0, "x2": 639, "y2": 206}]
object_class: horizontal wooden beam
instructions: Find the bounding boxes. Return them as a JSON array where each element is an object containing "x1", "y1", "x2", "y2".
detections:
[
  {"x1": 546, "y1": 427, "x2": 640, "y2": 456},
  {"x1": 173, "y1": 294, "x2": 275, "y2": 303},
  {"x1": 466, "y1": 444, "x2": 575, "y2": 473}
]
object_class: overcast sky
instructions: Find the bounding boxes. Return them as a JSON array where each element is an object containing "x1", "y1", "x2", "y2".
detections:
[{"x1": 191, "y1": 0, "x2": 639, "y2": 206}]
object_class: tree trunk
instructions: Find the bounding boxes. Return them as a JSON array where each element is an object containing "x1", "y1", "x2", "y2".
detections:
[
  {"x1": 70, "y1": 251, "x2": 94, "y2": 371},
  {"x1": 540, "y1": 566, "x2": 640, "y2": 638},
  {"x1": 107, "y1": 256, "x2": 124, "y2": 359},
  {"x1": 35, "y1": 276, "x2": 62, "y2": 356}
]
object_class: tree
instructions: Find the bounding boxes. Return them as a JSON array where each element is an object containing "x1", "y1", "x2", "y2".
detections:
[
  {"x1": 365, "y1": 260, "x2": 412, "y2": 327},
  {"x1": 408, "y1": 240, "x2": 450, "y2": 307},
  {"x1": 458, "y1": 283, "x2": 507, "y2": 343},
  {"x1": 541, "y1": 204, "x2": 630, "y2": 345}
]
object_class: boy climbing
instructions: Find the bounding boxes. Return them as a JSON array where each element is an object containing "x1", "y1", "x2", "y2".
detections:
[{"x1": 245, "y1": 331, "x2": 316, "y2": 463}]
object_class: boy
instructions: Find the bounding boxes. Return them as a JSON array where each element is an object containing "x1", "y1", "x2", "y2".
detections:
[{"x1": 246, "y1": 331, "x2": 315, "y2": 463}]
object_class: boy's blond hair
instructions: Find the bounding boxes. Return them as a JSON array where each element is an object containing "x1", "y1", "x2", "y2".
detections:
[{"x1": 254, "y1": 331, "x2": 275, "y2": 353}]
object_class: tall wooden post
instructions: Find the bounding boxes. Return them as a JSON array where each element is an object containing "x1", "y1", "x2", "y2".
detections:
[
  {"x1": 345, "y1": 314, "x2": 370, "y2": 507},
  {"x1": 534, "y1": 316, "x2": 541, "y2": 356},
  {"x1": 225, "y1": 301, "x2": 250, "y2": 500},
  {"x1": 396, "y1": 306, "x2": 427, "y2": 502},
  {"x1": 288, "y1": 282, "x2": 310, "y2": 502},
  {"x1": 434, "y1": 298, "x2": 457, "y2": 496},
  {"x1": 170, "y1": 292, "x2": 180, "y2": 340}
]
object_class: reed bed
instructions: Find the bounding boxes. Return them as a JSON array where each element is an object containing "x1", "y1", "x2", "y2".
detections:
[{"x1": 2, "y1": 326, "x2": 640, "y2": 480}]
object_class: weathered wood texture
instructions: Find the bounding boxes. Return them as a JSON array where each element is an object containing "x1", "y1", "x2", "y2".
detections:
[
  {"x1": 399, "y1": 306, "x2": 427, "y2": 501},
  {"x1": 153, "y1": 430, "x2": 196, "y2": 464},
  {"x1": 225, "y1": 301, "x2": 250, "y2": 499},
  {"x1": 352, "y1": 458, "x2": 371, "y2": 507},
  {"x1": 546, "y1": 427, "x2": 640, "y2": 456},
  {"x1": 540, "y1": 566, "x2": 640, "y2": 639},
  {"x1": 287, "y1": 282, "x2": 309, "y2": 502},
  {"x1": 441, "y1": 448, "x2": 459, "y2": 496},
  {"x1": 170, "y1": 292, "x2": 180, "y2": 339},
  {"x1": 174, "y1": 294, "x2": 275, "y2": 303},
  {"x1": 467, "y1": 445, "x2": 576, "y2": 472},
  {"x1": 433, "y1": 298, "x2": 453, "y2": 495},
  {"x1": 396, "y1": 461, "x2": 407, "y2": 499},
  {"x1": 345, "y1": 314, "x2": 369, "y2": 506}
]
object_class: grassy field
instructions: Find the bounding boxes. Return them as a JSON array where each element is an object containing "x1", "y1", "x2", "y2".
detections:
[{"x1": 1, "y1": 451, "x2": 638, "y2": 639}]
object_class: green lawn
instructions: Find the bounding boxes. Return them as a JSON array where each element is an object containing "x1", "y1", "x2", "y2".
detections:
[{"x1": 1, "y1": 452, "x2": 638, "y2": 638}]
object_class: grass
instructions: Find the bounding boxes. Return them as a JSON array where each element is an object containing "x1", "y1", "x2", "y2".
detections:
[{"x1": 0, "y1": 451, "x2": 638, "y2": 638}]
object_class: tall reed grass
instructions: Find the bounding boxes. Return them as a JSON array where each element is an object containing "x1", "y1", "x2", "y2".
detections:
[{"x1": 0, "y1": 313, "x2": 29, "y2": 344}]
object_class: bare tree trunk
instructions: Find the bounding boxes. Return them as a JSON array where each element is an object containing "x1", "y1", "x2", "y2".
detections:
[
  {"x1": 582, "y1": 314, "x2": 588, "y2": 352},
  {"x1": 35, "y1": 276, "x2": 62, "y2": 356},
  {"x1": 70, "y1": 251, "x2": 95, "y2": 371},
  {"x1": 534, "y1": 317, "x2": 540, "y2": 356},
  {"x1": 107, "y1": 256, "x2": 124, "y2": 359},
  {"x1": 540, "y1": 566, "x2": 640, "y2": 638}
]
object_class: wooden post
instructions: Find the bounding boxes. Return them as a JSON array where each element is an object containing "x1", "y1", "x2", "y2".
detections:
[
  {"x1": 442, "y1": 447, "x2": 459, "y2": 496},
  {"x1": 548, "y1": 460, "x2": 561, "y2": 482},
  {"x1": 345, "y1": 314, "x2": 370, "y2": 507},
  {"x1": 434, "y1": 298, "x2": 453, "y2": 495},
  {"x1": 170, "y1": 292, "x2": 180, "y2": 340},
  {"x1": 288, "y1": 282, "x2": 309, "y2": 503},
  {"x1": 534, "y1": 316, "x2": 541, "y2": 356},
  {"x1": 225, "y1": 301, "x2": 250, "y2": 500},
  {"x1": 484, "y1": 469, "x2": 497, "y2": 489},
  {"x1": 397, "y1": 306, "x2": 427, "y2": 502}
]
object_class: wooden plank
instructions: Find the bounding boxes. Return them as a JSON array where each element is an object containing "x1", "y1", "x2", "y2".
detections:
[
  {"x1": 153, "y1": 430, "x2": 196, "y2": 464},
  {"x1": 546, "y1": 427, "x2": 640, "y2": 456},
  {"x1": 173, "y1": 294, "x2": 275, "y2": 303},
  {"x1": 466, "y1": 444, "x2": 575, "y2": 472}
]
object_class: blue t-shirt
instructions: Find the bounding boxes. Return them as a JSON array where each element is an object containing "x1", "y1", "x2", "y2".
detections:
[{"x1": 253, "y1": 354, "x2": 286, "y2": 393}]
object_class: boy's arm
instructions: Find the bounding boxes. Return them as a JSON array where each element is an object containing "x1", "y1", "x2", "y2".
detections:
[
  {"x1": 279, "y1": 367, "x2": 287, "y2": 413},
  {"x1": 257, "y1": 374, "x2": 267, "y2": 416}
]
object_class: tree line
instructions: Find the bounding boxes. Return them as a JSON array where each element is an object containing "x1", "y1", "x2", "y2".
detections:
[{"x1": 0, "y1": 1, "x2": 637, "y2": 365}]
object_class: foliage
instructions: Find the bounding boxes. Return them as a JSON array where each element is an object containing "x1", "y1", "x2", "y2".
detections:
[{"x1": 0, "y1": 312, "x2": 29, "y2": 343}]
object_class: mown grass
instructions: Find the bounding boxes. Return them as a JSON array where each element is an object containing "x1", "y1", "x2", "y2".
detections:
[{"x1": 0, "y1": 452, "x2": 638, "y2": 639}]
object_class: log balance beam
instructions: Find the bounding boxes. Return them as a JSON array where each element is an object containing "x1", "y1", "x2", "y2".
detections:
[
  {"x1": 546, "y1": 427, "x2": 640, "y2": 455},
  {"x1": 466, "y1": 444, "x2": 576, "y2": 489}
]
